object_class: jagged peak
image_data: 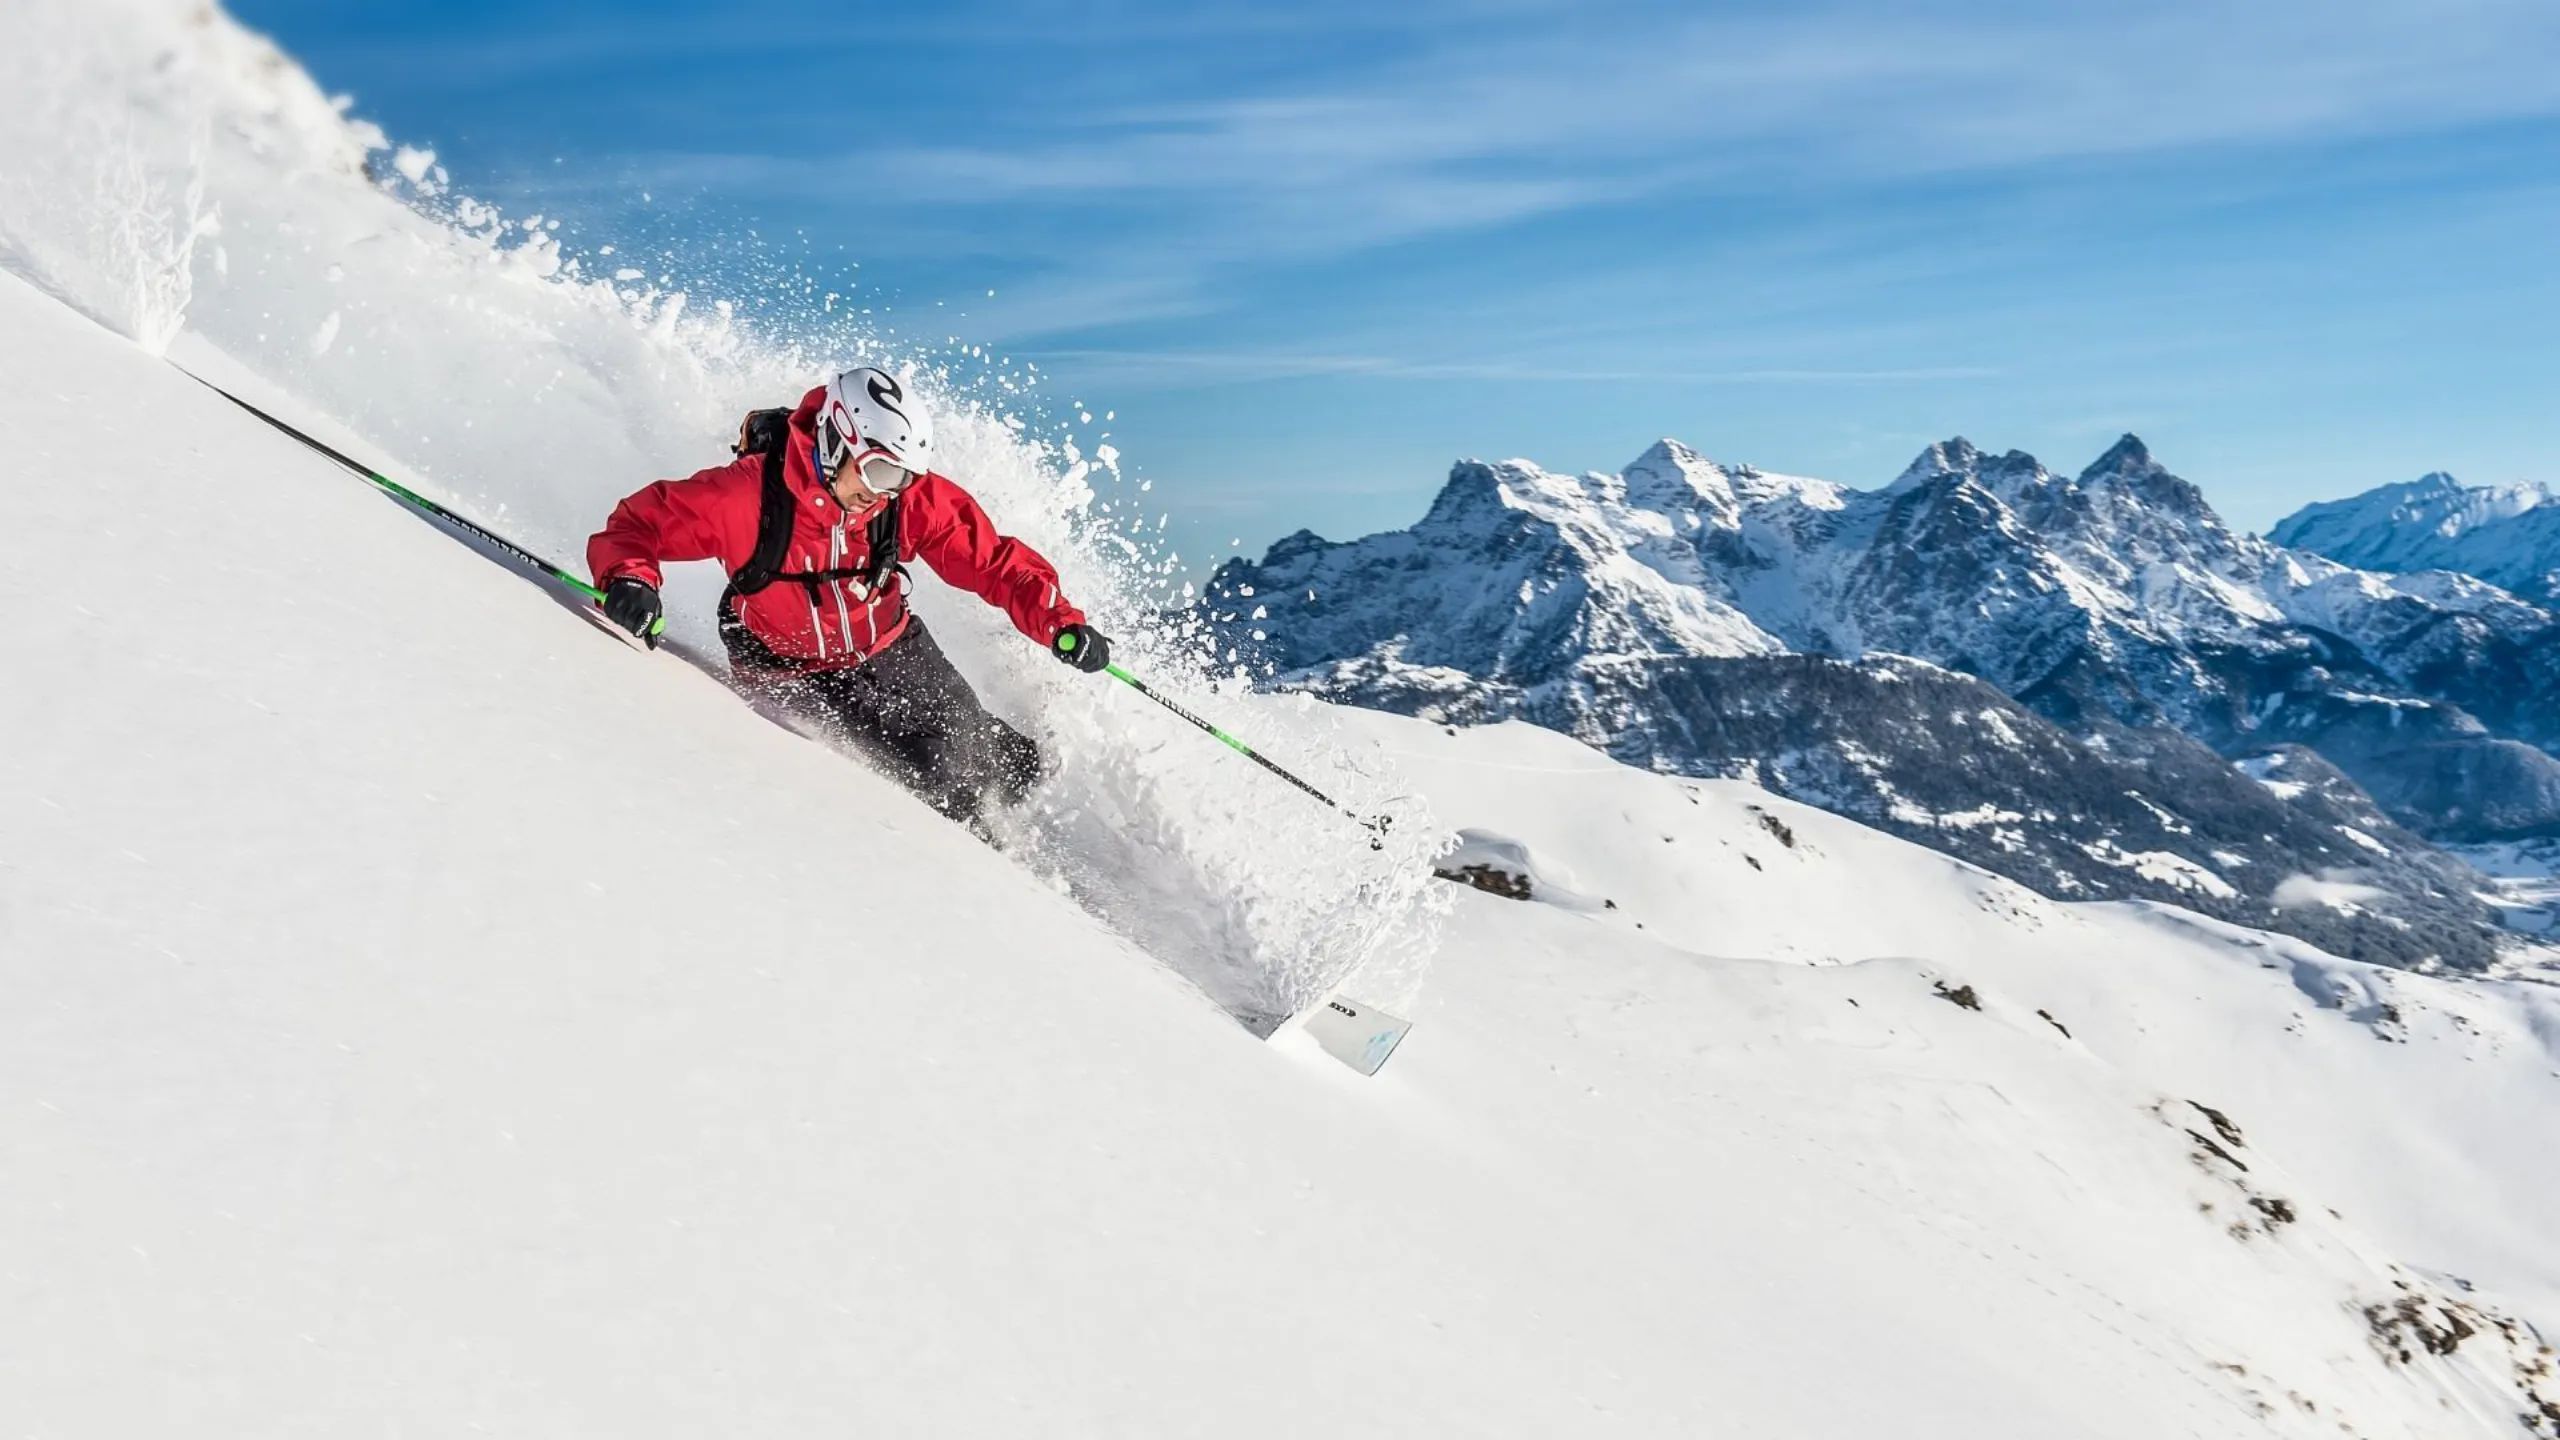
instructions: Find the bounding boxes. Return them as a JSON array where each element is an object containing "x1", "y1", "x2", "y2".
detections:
[
  {"x1": 1620, "y1": 437, "x2": 1735, "y2": 512},
  {"x1": 1420, "y1": 457, "x2": 1567, "y2": 530},
  {"x1": 1886, "y1": 438, "x2": 2055, "y2": 503},
  {"x1": 1891, "y1": 467, "x2": 2013, "y2": 525},
  {"x1": 1262, "y1": 526, "x2": 1329, "y2": 560},
  {"x1": 1419, "y1": 461, "x2": 1499, "y2": 525},
  {"x1": 2483, "y1": 476, "x2": 2555, "y2": 509},
  {"x1": 2070, "y1": 433, "x2": 2225, "y2": 528},
  {"x1": 2080, "y1": 433, "x2": 2160, "y2": 481},
  {"x1": 2289, "y1": 472, "x2": 2464, "y2": 517},
  {"x1": 1632, "y1": 437, "x2": 1705, "y2": 469},
  {"x1": 2271, "y1": 470, "x2": 2554, "y2": 557},
  {"x1": 2376, "y1": 470, "x2": 2552, "y2": 514},
  {"x1": 1890, "y1": 436, "x2": 1984, "y2": 491}
]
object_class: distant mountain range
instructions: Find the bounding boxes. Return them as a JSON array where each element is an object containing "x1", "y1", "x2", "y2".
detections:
[
  {"x1": 2273, "y1": 472, "x2": 2560, "y2": 608},
  {"x1": 1195, "y1": 436, "x2": 2560, "y2": 970}
]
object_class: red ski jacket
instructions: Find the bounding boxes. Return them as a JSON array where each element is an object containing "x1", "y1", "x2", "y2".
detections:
[{"x1": 588, "y1": 386, "x2": 1084, "y2": 671}]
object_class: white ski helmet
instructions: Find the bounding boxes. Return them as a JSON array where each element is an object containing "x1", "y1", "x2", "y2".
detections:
[{"x1": 817, "y1": 365, "x2": 934, "y2": 491}]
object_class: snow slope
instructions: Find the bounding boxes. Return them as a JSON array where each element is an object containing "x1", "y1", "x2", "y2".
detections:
[
  {"x1": 9, "y1": 3, "x2": 2560, "y2": 1435},
  {"x1": 1371, "y1": 714, "x2": 2560, "y2": 1337},
  {"x1": 7, "y1": 270, "x2": 2560, "y2": 1434},
  {"x1": 0, "y1": 267, "x2": 1619, "y2": 1436},
  {"x1": 0, "y1": 0, "x2": 1446, "y2": 1026}
]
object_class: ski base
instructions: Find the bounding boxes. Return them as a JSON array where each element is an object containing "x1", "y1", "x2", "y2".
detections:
[{"x1": 1296, "y1": 995, "x2": 1413, "y2": 1076}]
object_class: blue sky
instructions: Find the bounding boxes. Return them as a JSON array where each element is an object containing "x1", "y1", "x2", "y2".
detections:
[{"x1": 233, "y1": 0, "x2": 2560, "y2": 561}]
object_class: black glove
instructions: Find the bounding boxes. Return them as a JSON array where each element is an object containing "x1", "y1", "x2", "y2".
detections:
[
  {"x1": 1051, "y1": 624, "x2": 1111, "y2": 673},
  {"x1": 602, "y1": 577, "x2": 663, "y2": 648}
]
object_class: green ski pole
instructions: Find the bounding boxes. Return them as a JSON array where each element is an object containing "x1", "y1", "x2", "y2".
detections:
[
  {"x1": 185, "y1": 373, "x2": 663, "y2": 640},
  {"x1": 1062, "y1": 634, "x2": 1385, "y2": 845}
]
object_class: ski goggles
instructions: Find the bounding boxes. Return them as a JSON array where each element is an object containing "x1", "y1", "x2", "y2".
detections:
[
  {"x1": 818, "y1": 418, "x2": 919, "y2": 495},
  {"x1": 839, "y1": 447, "x2": 918, "y2": 495}
]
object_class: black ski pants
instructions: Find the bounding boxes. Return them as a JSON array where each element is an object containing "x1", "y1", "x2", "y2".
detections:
[{"x1": 727, "y1": 610, "x2": 1044, "y2": 824}]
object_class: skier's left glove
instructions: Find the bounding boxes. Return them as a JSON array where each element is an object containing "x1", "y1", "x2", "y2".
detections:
[
  {"x1": 602, "y1": 577, "x2": 664, "y2": 649},
  {"x1": 1051, "y1": 624, "x2": 1112, "y2": 674}
]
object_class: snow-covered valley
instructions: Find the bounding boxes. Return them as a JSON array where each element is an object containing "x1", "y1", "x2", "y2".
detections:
[{"x1": 5, "y1": 3, "x2": 2560, "y2": 1435}]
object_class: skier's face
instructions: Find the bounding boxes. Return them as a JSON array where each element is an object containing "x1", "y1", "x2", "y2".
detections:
[
  {"x1": 827, "y1": 467, "x2": 885, "y2": 512},
  {"x1": 823, "y1": 447, "x2": 915, "y2": 512}
]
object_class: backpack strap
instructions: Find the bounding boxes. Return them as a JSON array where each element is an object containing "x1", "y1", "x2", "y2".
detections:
[
  {"x1": 727, "y1": 424, "x2": 907, "y2": 603},
  {"x1": 862, "y1": 493, "x2": 905, "y2": 592},
  {"x1": 728, "y1": 440, "x2": 799, "y2": 597}
]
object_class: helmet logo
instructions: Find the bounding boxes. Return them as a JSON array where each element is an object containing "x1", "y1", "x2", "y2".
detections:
[{"x1": 863, "y1": 370, "x2": 909, "y2": 427}]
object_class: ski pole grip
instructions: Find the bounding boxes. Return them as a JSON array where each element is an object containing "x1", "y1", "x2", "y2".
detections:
[{"x1": 571, "y1": 576, "x2": 663, "y2": 636}]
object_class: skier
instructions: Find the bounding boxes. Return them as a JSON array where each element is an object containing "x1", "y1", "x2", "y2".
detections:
[{"x1": 587, "y1": 366, "x2": 1112, "y2": 825}]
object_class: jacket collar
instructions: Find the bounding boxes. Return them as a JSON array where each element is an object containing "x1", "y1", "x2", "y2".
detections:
[{"x1": 782, "y1": 384, "x2": 834, "y2": 508}]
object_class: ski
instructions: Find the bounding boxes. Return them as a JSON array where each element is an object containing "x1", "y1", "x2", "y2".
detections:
[{"x1": 1294, "y1": 995, "x2": 1413, "y2": 1076}]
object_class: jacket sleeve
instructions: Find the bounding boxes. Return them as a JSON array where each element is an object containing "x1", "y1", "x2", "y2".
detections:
[
  {"x1": 905, "y1": 473, "x2": 1086, "y2": 645},
  {"x1": 588, "y1": 459, "x2": 754, "y2": 590}
]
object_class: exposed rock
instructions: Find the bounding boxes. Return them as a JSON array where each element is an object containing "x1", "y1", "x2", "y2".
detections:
[{"x1": 1192, "y1": 435, "x2": 2559, "y2": 967}]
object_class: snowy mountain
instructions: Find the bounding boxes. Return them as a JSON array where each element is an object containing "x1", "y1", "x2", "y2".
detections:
[
  {"x1": 2275, "y1": 472, "x2": 2560, "y2": 608},
  {"x1": 12, "y1": 3, "x2": 2560, "y2": 1435},
  {"x1": 1201, "y1": 438, "x2": 2560, "y2": 966}
]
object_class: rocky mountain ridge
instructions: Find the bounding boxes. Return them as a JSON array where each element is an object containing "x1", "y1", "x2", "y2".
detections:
[
  {"x1": 2274, "y1": 471, "x2": 2560, "y2": 608},
  {"x1": 1196, "y1": 436, "x2": 2560, "y2": 968}
]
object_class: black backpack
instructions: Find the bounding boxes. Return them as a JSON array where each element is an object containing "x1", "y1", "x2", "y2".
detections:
[{"x1": 726, "y1": 407, "x2": 902, "y2": 603}]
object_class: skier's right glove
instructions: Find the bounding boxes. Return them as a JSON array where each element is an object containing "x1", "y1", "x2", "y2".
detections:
[
  {"x1": 602, "y1": 577, "x2": 664, "y2": 648},
  {"x1": 1051, "y1": 624, "x2": 1112, "y2": 673}
]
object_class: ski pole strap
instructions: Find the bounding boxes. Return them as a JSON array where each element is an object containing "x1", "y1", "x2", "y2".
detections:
[
  {"x1": 181, "y1": 371, "x2": 660, "y2": 637},
  {"x1": 1102, "y1": 663, "x2": 1389, "y2": 844}
]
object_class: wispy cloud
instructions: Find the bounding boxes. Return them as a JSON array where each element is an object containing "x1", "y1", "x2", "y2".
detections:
[
  {"x1": 427, "y1": 0, "x2": 2560, "y2": 355},
  {"x1": 757, "y1": 0, "x2": 2560, "y2": 354},
  {"x1": 1036, "y1": 346, "x2": 1999, "y2": 389},
  {"x1": 859, "y1": 2, "x2": 2560, "y2": 221},
  {"x1": 297, "y1": 1, "x2": 1563, "y2": 93}
]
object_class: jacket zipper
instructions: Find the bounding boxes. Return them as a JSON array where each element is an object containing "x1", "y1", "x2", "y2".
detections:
[
  {"x1": 829, "y1": 521, "x2": 858, "y2": 653},
  {"x1": 803, "y1": 547, "x2": 828, "y2": 660}
]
